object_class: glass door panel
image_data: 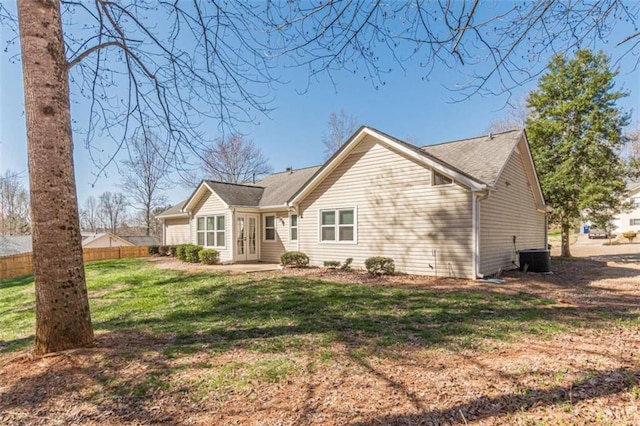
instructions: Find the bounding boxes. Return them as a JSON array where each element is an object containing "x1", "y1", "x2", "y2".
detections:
[
  {"x1": 248, "y1": 217, "x2": 256, "y2": 255},
  {"x1": 236, "y1": 217, "x2": 245, "y2": 256}
]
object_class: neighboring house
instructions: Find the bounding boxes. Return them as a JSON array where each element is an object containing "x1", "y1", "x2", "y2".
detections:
[
  {"x1": 0, "y1": 235, "x2": 32, "y2": 257},
  {"x1": 612, "y1": 182, "x2": 640, "y2": 234},
  {"x1": 0, "y1": 232, "x2": 155, "y2": 257},
  {"x1": 159, "y1": 126, "x2": 550, "y2": 278},
  {"x1": 81, "y1": 232, "x2": 135, "y2": 248},
  {"x1": 119, "y1": 235, "x2": 160, "y2": 246}
]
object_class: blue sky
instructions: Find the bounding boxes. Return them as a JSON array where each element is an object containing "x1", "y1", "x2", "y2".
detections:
[{"x1": 1, "y1": 2, "x2": 639, "y2": 208}]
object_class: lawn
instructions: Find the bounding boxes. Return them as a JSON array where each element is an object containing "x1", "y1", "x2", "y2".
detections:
[{"x1": 1, "y1": 258, "x2": 639, "y2": 425}]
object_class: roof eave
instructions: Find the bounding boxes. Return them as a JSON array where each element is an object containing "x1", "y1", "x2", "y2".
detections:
[{"x1": 157, "y1": 213, "x2": 190, "y2": 219}]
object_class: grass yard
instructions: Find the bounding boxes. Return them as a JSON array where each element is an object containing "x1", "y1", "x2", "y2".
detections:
[{"x1": 1, "y1": 258, "x2": 639, "y2": 425}]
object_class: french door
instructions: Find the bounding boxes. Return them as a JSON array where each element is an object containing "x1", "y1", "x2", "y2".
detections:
[{"x1": 235, "y1": 214, "x2": 258, "y2": 261}]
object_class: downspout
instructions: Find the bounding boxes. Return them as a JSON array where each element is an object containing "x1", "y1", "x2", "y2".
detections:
[{"x1": 474, "y1": 190, "x2": 491, "y2": 279}]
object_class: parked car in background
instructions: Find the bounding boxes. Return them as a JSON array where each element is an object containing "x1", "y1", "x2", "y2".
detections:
[{"x1": 588, "y1": 225, "x2": 610, "y2": 239}]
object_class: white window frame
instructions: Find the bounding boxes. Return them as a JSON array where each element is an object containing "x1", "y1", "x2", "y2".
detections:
[
  {"x1": 318, "y1": 207, "x2": 357, "y2": 244},
  {"x1": 196, "y1": 214, "x2": 226, "y2": 248},
  {"x1": 264, "y1": 214, "x2": 276, "y2": 241},
  {"x1": 632, "y1": 197, "x2": 640, "y2": 209},
  {"x1": 289, "y1": 213, "x2": 298, "y2": 241},
  {"x1": 630, "y1": 218, "x2": 640, "y2": 226},
  {"x1": 432, "y1": 170, "x2": 454, "y2": 187}
]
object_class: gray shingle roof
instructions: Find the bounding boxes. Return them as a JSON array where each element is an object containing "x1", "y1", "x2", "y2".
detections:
[
  {"x1": 421, "y1": 129, "x2": 523, "y2": 186},
  {"x1": 0, "y1": 236, "x2": 32, "y2": 257},
  {"x1": 119, "y1": 235, "x2": 160, "y2": 246},
  {"x1": 204, "y1": 181, "x2": 264, "y2": 206},
  {"x1": 156, "y1": 199, "x2": 188, "y2": 218},
  {"x1": 253, "y1": 166, "x2": 321, "y2": 206}
]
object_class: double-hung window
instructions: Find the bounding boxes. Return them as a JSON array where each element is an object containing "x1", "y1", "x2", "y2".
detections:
[
  {"x1": 630, "y1": 218, "x2": 640, "y2": 226},
  {"x1": 264, "y1": 215, "x2": 276, "y2": 241},
  {"x1": 320, "y1": 208, "x2": 355, "y2": 242},
  {"x1": 290, "y1": 214, "x2": 298, "y2": 241},
  {"x1": 197, "y1": 215, "x2": 225, "y2": 247}
]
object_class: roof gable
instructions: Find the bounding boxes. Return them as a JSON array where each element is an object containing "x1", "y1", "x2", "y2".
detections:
[
  {"x1": 81, "y1": 232, "x2": 134, "y2": 247},
  {"x1": 288, "y1": 126, "x2": 487, "y2": 205}
]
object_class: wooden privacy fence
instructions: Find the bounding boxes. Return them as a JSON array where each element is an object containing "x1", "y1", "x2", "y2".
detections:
[{"x1": 0, "y1": 246, "x2": 150, "y2": 281}]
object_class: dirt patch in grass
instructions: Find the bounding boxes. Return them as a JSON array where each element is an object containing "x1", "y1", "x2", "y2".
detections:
[{"x1": 1, "y1": 257, "x2": 639, "y2": 425}]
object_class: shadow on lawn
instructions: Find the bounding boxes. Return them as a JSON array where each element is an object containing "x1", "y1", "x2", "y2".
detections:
[
  {"x1": 0, "y1": 332, "x2": 182, "y2": 425},
  {"x1": 348, "y1": 365, "x2": 640, "y2": 425},
  {"x1": 94, "y1": 272, "x2": 639, "y2": 355}
]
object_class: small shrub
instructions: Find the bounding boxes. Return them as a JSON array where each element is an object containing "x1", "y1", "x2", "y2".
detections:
[
  {"x1": 280, "y1": 251, "x2": 309, "y2": 268},
  {"x1": 169, "y1": 245, "x2": 178, "y2": 257},
  {"x1": 185, "y1": 245, "x2": 203, "y2": 263},
  {"x1": 365, "y1": 256, "x2": 395, "y2": 275},
  {"x1": 622, "y1": 231, "x2": 637, "y2": 243},
  {"x1": 340, "y1": 257, "x2": 353, "y2": 271},
  {"x1": 324, "y1": 260, "x2": 340, "y2": 269},
  {"x1": 147, "y1": 245, "x2": 160, "y2": 255},
  {"x1": 158, "y1": 245, "x2": 170, "y2": 256},
  {"x1": 176, "y1": 245, "x2": 188, "y2": 261},
  {"x1": 199, "y1": 249, "x2": 220, "y2": 265}
]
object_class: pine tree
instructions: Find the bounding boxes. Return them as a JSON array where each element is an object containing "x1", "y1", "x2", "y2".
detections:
[{"x1": 526, "y1": 50, "x2": 630, "y2": 257}]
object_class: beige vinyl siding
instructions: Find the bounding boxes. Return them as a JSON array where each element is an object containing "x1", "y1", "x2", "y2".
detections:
[
  {"x1": 260, "y1": 211, "x2": 295, "y2": 263},
  {"x1": 191, "y1": 191, "x2": 232, "y2": 262},
  {"x1": 298, "y1": 135, "x2": 474, "y2": 278},
  {"x1": 479, "y1": 149, "x2": 546, "y2": 276},
  {"x1": 164, "y1": 217, "x2": 190, "y2": 245},
  {"x1": 613, "y1": 192, "x2": 640, "y2": 233}
]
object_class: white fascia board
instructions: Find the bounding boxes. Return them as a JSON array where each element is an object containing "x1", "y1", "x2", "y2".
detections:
[
  {"x1": 518, "y1": 134, "x2": 546, "y2": 208},
  {"x1": 156, "y1": 213, "x2": 189, "y2": 219}
]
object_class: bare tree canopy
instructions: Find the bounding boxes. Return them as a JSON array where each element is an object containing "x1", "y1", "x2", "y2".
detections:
[
  {"x1": 98, "y1": 191, "x2": 128, "y2": 234},
  {"x1": 0, "y1": 169, "x2": 30, "y2": 236},
  {"x1": 5, "y1": 0, "x2": 638, "y2": 353},
  {"x1": 201, "y1": 134, "x2": 272, "y2": 184},
  {"x1": 486, "y1": 96, "x2": 530, "y2": 133},
  {"x1": 121, "y1": 128, "x2": 170, "y2": 236},
  {"x1": 80, "y1": 195, "x2": 99, "y2": 233},
  {"x1": 322, "y1": 110, "x2": 358, "y2": 158}
]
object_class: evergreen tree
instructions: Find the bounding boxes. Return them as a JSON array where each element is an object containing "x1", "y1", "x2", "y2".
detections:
[{"x1": 526, "y1": 50, "x2": 630, "y2": 257}]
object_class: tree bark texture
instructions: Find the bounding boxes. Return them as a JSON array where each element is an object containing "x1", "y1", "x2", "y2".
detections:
[
  {"x1": 561, "y1": 222, "x2": 572, "y2": 257},
  {"x1": 17, "y1": 0, "x2": 93, "y2": 354}
]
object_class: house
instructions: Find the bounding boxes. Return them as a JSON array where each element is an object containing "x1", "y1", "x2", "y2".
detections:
[
  {"x1": 0, "y1": 235, "x2": 32, "y2": 257},
  {"x1": 119, "y1": 235, "x2": 160, "y2": 246},
  {"x1": 158, "y1": 127, "x2": 550, "y2": 278},
  {"x1": 80, "y1": 232, "x2": 160, "y2": 248},
  {"x1": 612, "y1": 182, "x2": 640, "y2": 235}
]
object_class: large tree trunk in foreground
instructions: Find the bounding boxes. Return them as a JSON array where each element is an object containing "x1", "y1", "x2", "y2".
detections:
[
  {"x1": 561, "y1": 222, "x2": 572, "y2": 257},
  {"x1": 17, "y1": 0, "x2": 93, "y2": 354}
]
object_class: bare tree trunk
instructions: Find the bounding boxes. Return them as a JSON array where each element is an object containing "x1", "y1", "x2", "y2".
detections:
[
  {"x1": 17, "y1": 0, "x2": 93, "y2": 354},
  {"x1": 561, "y1": 222, "x2": 572, "y2": 257}
]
